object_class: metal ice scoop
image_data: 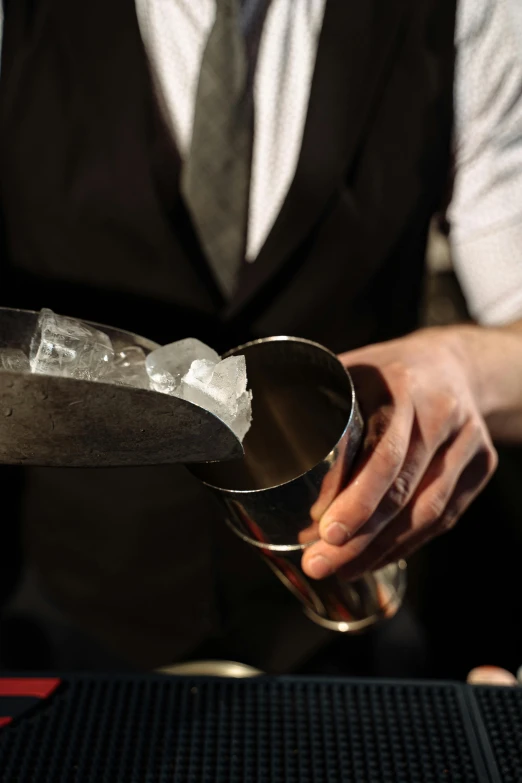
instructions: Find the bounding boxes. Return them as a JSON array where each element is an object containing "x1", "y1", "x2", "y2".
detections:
[{"x1": 0, "y1": 307, "x2": 243, "y2": 467}]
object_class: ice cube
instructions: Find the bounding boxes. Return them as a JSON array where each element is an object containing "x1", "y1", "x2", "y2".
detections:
[
  {"x1": 0, "y1": 348, "x2": 30, "y2": 373},
  {"x1": 180, "y1": 355, "x2": 252, "y2": 441},
  {"x1": 184, "y1": 358, "x2": 216, "y2": 385},
  {"x1": 146, "y1": 338, "x2": 252, "y2": 440},
  {"x1": 146, "y1": 338, "x2": 219, "y2": 394},
  {"x1": 179, "y1": 359, "x2": 222, "y2": 411},
  {"x1": 203, "y1": 355, "x2": 248, "y2": 409},
  {"x1": 233, "y1": 389, "x2": 253, "y2": 441},
  {"x1": 30, "y1": 308, "x2": 114, "y2": 381},
  {"x1": 106, "y1": 346, "x2": 150, "y2": 389}
]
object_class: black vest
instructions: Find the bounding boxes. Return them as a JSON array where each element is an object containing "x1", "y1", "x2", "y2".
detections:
[{"x1": 0, "y1": 0, "x2": 456, "y2": 354}]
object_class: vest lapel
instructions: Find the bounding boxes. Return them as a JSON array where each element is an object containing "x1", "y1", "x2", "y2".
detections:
[
  {"x1": 40, "y1": 0, "x2": 225, "y2": 311},
  {"x1": 227, "y1": 0, "x2": 410, "y2": 317}
]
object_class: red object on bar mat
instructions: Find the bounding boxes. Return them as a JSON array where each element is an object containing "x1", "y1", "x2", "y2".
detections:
[{"x1": 0, "y1": 679, "x2": 60, "y2": 699}]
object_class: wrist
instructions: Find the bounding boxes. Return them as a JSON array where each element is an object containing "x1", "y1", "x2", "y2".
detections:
[{"x1": 432, "y1": 322, "x2": 522, "y2": 419}]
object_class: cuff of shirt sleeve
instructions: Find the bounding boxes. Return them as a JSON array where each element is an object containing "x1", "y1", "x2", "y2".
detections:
[{"x1": 451, "y1": 217, "x2": 522, "y2": 326}]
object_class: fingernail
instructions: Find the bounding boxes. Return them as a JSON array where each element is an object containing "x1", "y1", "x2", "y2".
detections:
[
  {"x1": 324, "y1": 521, "x2": 350, "y2": 546},
  {"x1": 306, "y1": 555, "x2": 333, "y2": 580}
]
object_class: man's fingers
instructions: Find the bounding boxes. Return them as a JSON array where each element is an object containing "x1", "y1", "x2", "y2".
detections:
[
  {"x1": 318, "y1": 364, "x2": 468, "y2": 549},
  {"x1": 318, "y1": 392, "x2": 415, "y2": 546},
  {"x1": 303, "y1": 421, "x2": 495, "y2": 580},
  {"x1": 370, "y1": 442, "x2": 496, "y2": 570},
  {"x1": 467, "y1": 667, "x2": 518, "y2": 686},
  {"x1": 320, "y1": 416, "x2": 441, "y2": 556}
]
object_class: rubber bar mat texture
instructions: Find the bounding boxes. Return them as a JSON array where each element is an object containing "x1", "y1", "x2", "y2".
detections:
[
  {"x1": 472, "y1": 686, "x2": 522, "y2": 783},
  {"x1": 0, "y1": 675, "x2": 519, "y2": 782}
]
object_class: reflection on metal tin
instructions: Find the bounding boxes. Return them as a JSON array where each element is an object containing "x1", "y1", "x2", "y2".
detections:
[{"x1": 191, "y1": 337, "x2": 407, "y2": 633}]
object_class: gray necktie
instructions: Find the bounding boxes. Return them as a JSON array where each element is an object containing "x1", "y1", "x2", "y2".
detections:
[{"x1": 181, "y1": 0, "x2": 265, "y2": 298}]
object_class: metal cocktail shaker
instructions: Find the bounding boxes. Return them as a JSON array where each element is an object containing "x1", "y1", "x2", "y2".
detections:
[{"x1": 192, "y1": 337, "x2": 406, "y2": 633}]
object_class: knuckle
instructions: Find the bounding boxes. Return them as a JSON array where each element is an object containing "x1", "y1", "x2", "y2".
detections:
[
  {"x1": 374, "y1": 433, "x2": 406, "y2": 476},
  {"x1": 386, "y1": 473, "x2": 413, "y2": 510},
  {"x1": 438, "y1": 393, "x2": 460, "y2": 423},
  {"x1": 387, "y1": 361, "x2": 412, "y2": 390},
  {"x1": 463, "y1": 417, "x2": 483, "y2": 444},
  {"x1": 365, "y1": 408, "x2": 393, "y2": 447},
  {"x1": 470, "y1": 438, "x2": 498, "y2": 482},
  {"x1": 419, "y1": 396, "x2": 463, "y2": 448},
  {"x1": 418, "y1": 490, "x2": 448, "y2": 527},
  {"x1": 486, "y1": 444, "x2": 499, "y2": 474},
  {"x1": 460, "y1": 417, "x2": 497, "y2": 471}
]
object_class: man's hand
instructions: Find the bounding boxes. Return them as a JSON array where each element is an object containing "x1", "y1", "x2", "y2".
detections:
[{"x1": 302, "y1": 326, "x2": 500, "y2": 581}]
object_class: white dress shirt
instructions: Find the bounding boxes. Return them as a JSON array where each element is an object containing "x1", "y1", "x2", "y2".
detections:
[
  {"x1": 1, "y1": 0, "x2": 522, "y2": 325},
  {"x1": 135, "y1": 0, "x2": 326, "y2": 264},
  {"x1": 449, "y1": 0, "x2": 522, "y2": 324}
]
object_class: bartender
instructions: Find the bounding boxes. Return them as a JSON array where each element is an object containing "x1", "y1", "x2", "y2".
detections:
[{"x1": 0, "y1": 0, "x2": 521, "y2": 672}]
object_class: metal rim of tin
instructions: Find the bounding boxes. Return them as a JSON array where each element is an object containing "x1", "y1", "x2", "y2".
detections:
[
  {"x1": 199, "y1": 335, "x2": 358, "y2": 494},
  {"x1": 224, "y1": 516, "x2": 314, "y2": 552}
]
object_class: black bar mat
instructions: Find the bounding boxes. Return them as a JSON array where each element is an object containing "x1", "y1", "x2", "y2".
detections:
[
  {"x1": 0, "y1": 674, "x2": 519, "y2": 782},
  {"x1": 470, "y1": 685, "x2": 522, "y2": 783}
]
